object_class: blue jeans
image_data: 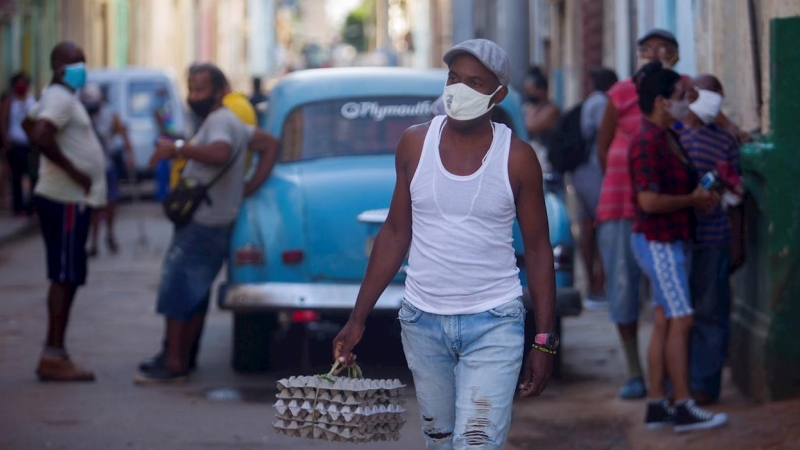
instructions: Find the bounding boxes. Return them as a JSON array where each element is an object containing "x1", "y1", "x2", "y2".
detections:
[
  {"x1": 156, "y1": 221, "x2": 231, "y2": 321},
  {"x1": 689, "y1": 246, "x2": 731, "y2": 399},
  {"x1": 598, "y1": 219, "x2": 642, "y2": 324},
  {"x1": 399, "y1": 298, "x2": 525, "y2": 450}
]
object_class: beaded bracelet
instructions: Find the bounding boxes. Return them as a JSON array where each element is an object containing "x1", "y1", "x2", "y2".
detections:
[{"x1": 531, "y1": 343, "x2": 557, "y2": 355}]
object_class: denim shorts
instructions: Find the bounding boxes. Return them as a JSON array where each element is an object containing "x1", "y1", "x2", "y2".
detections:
[
  {"x1": 399, "y1": 297, "x2": 525, "y2": 449},
  {"x1": 631, "y1": 233, "x2": 693, "y2": 319},
  {"x1": 156, "y1": 221, "x2": 231, "y2": 321},
  {"x1": 597, "y1": 219, "x2": 642, "y2": 324}
]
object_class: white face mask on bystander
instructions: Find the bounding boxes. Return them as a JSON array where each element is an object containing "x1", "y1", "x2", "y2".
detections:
[
  {"x1": 689, "y1": 89, "x2": 723, "y2": 125},
  {"x1": 443, "y1": 83, "x2": 502, "y2": 121}
]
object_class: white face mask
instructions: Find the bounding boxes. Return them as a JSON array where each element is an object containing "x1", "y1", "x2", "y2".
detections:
[
  {"x1": 443, "y1": 83, "x2": 501, "y2": 121},
  {"x1": 689, "y1": 89, "x2": 723, "y2": 125},
  {"x1": 666, "y1": 98, "x2": 690, "y2": 121}
]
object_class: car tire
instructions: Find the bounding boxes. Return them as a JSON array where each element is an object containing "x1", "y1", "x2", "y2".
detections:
[{"x1": 232, "y1": 312, "x2": 277, "y2": 373}]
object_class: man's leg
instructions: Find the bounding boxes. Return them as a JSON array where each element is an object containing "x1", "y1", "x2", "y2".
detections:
[
  {"x1": 599, "y1": 220, "x2": 645, "y2": 398},
  {"x1": 689, "y1": 247, "x2": 731, "y2": 403},
  {"x1": 400, "y1": 300, "x2": 457, "y2": 450},
  {"x1": 35, "y1": 198, "x2": 94, "y2": 381},
  {"x1": 452, "y1": 298, "x2": 525, "y2": 450}
]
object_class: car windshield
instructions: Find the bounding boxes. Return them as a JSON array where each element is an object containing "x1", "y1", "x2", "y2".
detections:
[{"x1": 281, "y1": 97, "x2": 435, "y2": 161}]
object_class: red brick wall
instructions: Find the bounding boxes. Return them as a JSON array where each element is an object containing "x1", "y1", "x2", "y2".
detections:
[{"x1": 581, "y1": 0, "x2": 604, "y2": 97}]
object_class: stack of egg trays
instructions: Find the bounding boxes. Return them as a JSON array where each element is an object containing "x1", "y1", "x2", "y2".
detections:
[{"x1": 272, "y1": 375, "x2": 406, "y2": 442}]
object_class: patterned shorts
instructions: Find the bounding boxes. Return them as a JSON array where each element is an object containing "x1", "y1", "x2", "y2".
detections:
[{"x1": 630, "y1": 233, "x2": 693, "y2": 319}]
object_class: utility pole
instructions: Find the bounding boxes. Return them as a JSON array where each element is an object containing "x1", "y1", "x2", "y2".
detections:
[
  {"x1": 497, "y1": 0, "x2": 529, "y2": 91},
  {"x1": 452, "y1": 0, "x2": 475, "y2": 45}
]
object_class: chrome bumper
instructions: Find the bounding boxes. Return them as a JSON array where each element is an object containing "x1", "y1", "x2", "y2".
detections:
[
  {"x1": 218, "y1": 282, "x2": 405, "y2": 312},
  {"x1": 218, "y1": 282, "x2": 582, "y2": 317}
]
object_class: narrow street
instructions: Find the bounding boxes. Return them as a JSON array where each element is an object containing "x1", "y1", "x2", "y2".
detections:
[{"x1": 1, "y1": 203, "x2": 798, "y2": 449}]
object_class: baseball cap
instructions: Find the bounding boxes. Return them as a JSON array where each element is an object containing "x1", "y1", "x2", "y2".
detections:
[
  {"x1": 443, "y1": 39, "x2": 511, "y2": 86},
  {"x1": 637, "y1": 28, "x2": 679, "y2": 48}
]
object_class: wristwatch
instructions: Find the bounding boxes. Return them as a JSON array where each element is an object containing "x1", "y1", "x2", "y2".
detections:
[
  {"x1": 534, "y1": 333, "x2": 560, "y2": 351},
  {"x1": 174, "y1": 139, "x2": 185, "y2": 157}
]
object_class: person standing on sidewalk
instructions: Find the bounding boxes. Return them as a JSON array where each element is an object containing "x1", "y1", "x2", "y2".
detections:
[
  {"x1": 523, "y1": 66, "x2": 563, "y2": 199},
  {"x1": 333, "y1": 39, "x2": 558, "y2": 448},
  {"x1": 1, "y1": 72, "x2": 37, "y2": 216},
  {"x1": 80, "y1": 83, "x2": 135, "y2": 256},
  {"x1": 595, "y1": 29, "x2": 685, "y2": 399},
  {"x1": 574, "y1": 67, "x2": 618, "y2": 310},
  {"x1": 680, "y1": 74, "x2": 743, "y2": 405},
  {"x1": 134, "y1": 63, "x2": 279, "y2": 384},
  {"x1": 629, "y1": 61, "x2": 727, "y2": 432},
  {"x1": 22, "y1": 41, "x2": 107, "y2": 381}
]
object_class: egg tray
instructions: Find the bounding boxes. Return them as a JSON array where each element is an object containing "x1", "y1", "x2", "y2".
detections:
[
  {"x1": 272, "y1": 420, "x2": 402, "y2": 443},
  {"x1": 274, "y1": 400, "x2": 406, "y2": 424}
]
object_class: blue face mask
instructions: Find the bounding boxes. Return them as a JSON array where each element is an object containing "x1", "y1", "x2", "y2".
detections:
[{"x1": 62, "y1": 63, "x2": 87, "y2": 90}]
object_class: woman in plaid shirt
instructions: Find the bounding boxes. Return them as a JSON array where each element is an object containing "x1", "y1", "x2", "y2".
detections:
[{"x1": 628, "y1": 61, "x2": 728, "y2": 433}]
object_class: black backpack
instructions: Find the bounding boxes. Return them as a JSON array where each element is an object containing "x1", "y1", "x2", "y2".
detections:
[{"x1": 548, "y1": 102, "x2": 588, "y2": 173}]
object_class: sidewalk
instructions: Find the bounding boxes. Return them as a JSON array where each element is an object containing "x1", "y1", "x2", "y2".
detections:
[
  {"x1": 0, "y1": 213, "x2": 37, "y2": 246},
  {"x1": 507, "y1": 308, "x2": 800, "y2": 450}
]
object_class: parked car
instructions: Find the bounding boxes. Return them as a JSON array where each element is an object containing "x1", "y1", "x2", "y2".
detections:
[
  {"x1": 86, "y1": 67, "x2": 187, "y2": 177},
  {"x1": 217, "y1": 67, "x2": 581, "y2": 373}
]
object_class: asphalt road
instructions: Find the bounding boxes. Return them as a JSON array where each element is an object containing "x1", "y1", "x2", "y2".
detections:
[{"x1": 2, "y1": 202, "x2": 798, "y2": 450}]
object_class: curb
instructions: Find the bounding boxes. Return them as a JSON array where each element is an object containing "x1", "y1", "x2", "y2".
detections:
[{"x1": 0, "y1": 219, "x2": 39, "y2": 247}]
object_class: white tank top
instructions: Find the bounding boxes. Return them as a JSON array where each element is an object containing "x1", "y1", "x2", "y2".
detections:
[{"x1": 404, "y1": 115, "x2": 522, "y2": 315}]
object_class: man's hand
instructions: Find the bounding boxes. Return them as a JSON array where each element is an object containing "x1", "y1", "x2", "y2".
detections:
[
  {"x1": 690, "y1": 186, "x2": 720, "y2": 211},
  {"x1": 332, "y1": 319, "x2": 365, "y2": 365},
  {"x1": 519, "y1": 348, "x2": 553, "y2": 397},
  {"x1": 69, "y1": 169, "x2": 92, "y2": 195},
  {"x1": 148, "y1": 137, "x2": 177, "y2": 170}
]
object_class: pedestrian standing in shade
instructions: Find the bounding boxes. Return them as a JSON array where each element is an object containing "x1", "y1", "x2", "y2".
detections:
[
  {"x1": 679, "y1": 74, "x2": 744, "y2": 405},
  {"x1": 629, "y1": 61, "x2": 727, "y2": 432},
  {"x1": 23, "y1": 41, "x2": 107, "y2": 381},
  {"x1": 1, "y1": 72, "x2": 37, "y2": 216}
]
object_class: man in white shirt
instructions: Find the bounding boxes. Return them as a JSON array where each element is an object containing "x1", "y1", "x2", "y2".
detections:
[
  {"x1": 333, "y1": 39, "x2": 557, "y2": 448},
  {"x1": 23, "y1": 41, "x2": 106, "y2": 382}
]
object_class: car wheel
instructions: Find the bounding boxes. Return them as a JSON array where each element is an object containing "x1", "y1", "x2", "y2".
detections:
[{"x1": 232, "y1": 312, "x2": 277, "y2": 373}]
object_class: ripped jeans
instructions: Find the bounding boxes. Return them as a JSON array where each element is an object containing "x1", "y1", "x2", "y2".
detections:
[{"x1": 399, "y1": 298, "x2": 525, "y2": 449}]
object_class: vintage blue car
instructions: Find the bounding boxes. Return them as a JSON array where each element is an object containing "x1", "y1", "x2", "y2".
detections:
[{"x1": 217, "y1": 67, "x2": 581, "y2": 372}]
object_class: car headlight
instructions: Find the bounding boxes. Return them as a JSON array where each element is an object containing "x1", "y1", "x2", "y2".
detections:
[{"x1": 553, "y1": 244, "x2": 573, "y2": 272}]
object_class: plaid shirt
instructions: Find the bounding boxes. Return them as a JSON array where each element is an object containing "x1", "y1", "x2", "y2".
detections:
[{"x1": 629, "y1": 118, "x2": 698, "y2": 242}]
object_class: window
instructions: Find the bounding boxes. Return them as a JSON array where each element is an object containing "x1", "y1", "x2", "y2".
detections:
[
  {"x1": 281, "y1": 97, "x2": 435, "y2": 162},
  {"x1": 128, "y1": 81, "x2": 171, "y2": 119}
]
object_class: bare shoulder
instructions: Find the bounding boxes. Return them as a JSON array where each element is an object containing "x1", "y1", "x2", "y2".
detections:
[
  {"x1": 508, "y1": 134, "x2": 539, "y2": 167},
  {"x1": 396, "y1": 121, "x2": 431, "y2": 159}
]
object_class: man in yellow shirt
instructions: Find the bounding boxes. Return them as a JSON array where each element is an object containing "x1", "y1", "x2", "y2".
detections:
[{"x1": 170, "y1": 88, "x2": 257, "y2": 188}]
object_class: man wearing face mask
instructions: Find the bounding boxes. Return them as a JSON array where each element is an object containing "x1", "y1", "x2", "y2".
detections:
[
  {"x1": 134, "y1": 63, "x2": 279, "y2": 384},
  {"x1": 22, "y1": 41, "x2": 107, "y2": 381},
  {"x1": 679, "y1": 75, "x2": 742, "y2": 405},
  {"x1": 333, "y1": 39, "x2": 556, "y2": 448}
]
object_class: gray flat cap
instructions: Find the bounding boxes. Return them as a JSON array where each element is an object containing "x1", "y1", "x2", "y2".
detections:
[{"x1": 443, "y1": 39, "x2": 511, "y2": 86}]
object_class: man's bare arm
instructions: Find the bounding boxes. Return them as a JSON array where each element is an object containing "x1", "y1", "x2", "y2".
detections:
[
  {"x1": 243, "y1": 130, "x2": 280, "y2": 197},
  {"x1": 24, "y1": 118, "x2": 91, "y2": 193},
  {"x1": 149, "y1": 139, "x2": 232, "y2": 169},
  {"x1": 525, "y1": 103, "x2": 560, "y2": 136},
  {"x1": 596, "y1": 101, "x2": 617, "y2": 172},
  {"x1": 510, "y1": 137, "x2": 556, "y2": 398}
]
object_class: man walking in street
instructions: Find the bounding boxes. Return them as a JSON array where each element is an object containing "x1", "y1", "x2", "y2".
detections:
[
  {"x1": 134, "y1": 63, "x2": 279, "y2": 383},
  {"x1": 680, "y1": 74, "x2": 744, "y2": 405},
  {"x1": 333, "y1": 39, "x2": 557, "y2": 449},
  {"x1": 23, "y1": 41, "x2": 107, "y2": 381}
]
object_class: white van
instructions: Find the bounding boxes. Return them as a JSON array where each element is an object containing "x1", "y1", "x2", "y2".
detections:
[{"x1": 86, "y1": 67, "x2": 187, "y2": 176}]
